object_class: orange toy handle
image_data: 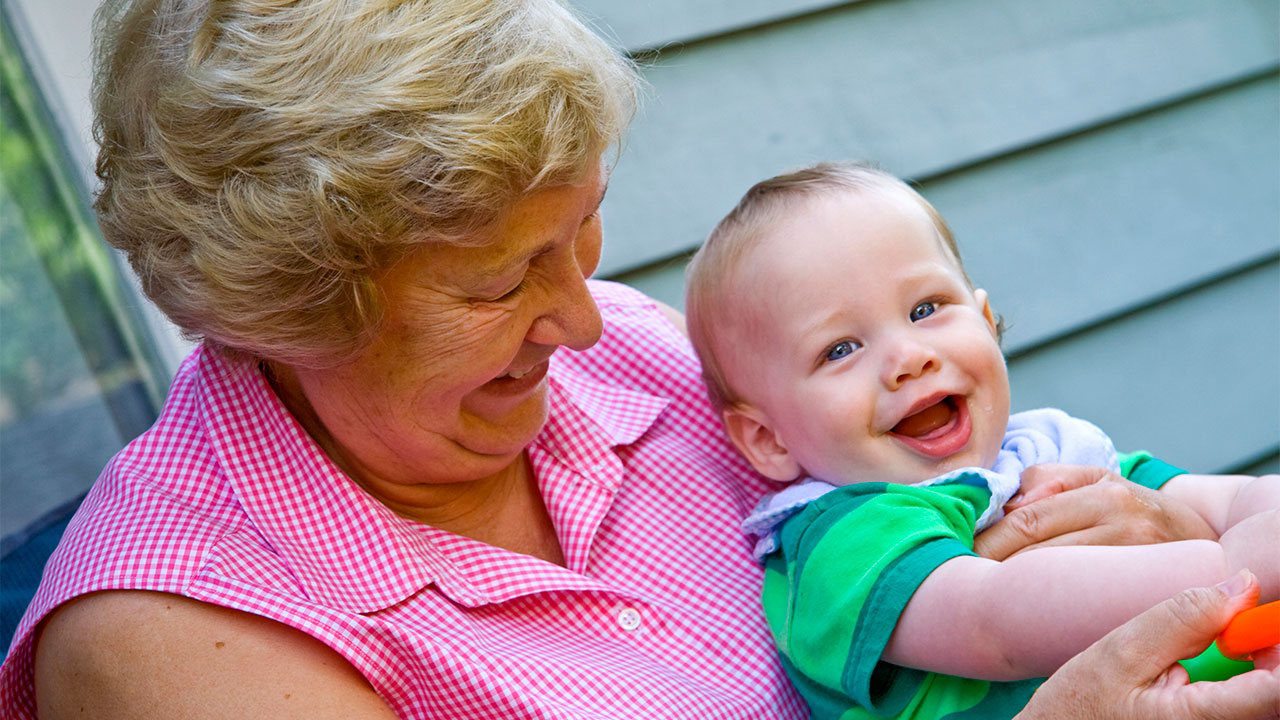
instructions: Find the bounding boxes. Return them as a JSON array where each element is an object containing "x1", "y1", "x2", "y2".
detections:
[{"x1": 1217, "y1": 599, "x2": 1280, "y2": 660}]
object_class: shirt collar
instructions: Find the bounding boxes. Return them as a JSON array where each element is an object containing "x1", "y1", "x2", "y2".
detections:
[
  {"x1": 535, "y1": 353, "x2": 669, "y2": 479},
  {"x1": 196, "y1": 345, "x2": 668, "y2": 613}
]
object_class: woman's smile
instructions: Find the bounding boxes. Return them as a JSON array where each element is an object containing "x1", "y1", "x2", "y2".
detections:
[{"x1": 480, "y1": 357, "x2": 551, "y2": 397}]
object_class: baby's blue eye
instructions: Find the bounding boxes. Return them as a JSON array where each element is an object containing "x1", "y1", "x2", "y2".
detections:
[
  {"x1": 910, "y1": 302, "x2": 936, "y2": 322},
  {"x1": 825, "y1": 341, "x2": 857, "y2": 362}
]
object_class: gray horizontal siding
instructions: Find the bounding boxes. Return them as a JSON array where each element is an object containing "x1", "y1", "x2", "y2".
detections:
[
  {"x1": 1238, "y1": 452, "x2": 1280, "y2": 477},
  {"x1": 925, "y1": 75, "x2": 1280, "y2": 355},
  {"x1": 588, "y1": 0, "x2": 1279, "y2": 477},
  {"x1": 1008, "y1": 261, "x2": 1279, "y2": 474},
  {"x1": 573, "y1": 0, "x2": 854, "y2": 51},
  {"x1": 616, "y1": 74, "x2": 1280, "y2": 336},
  {"x1": 594, "y1": 0, "x2": 1278, "y2": 276}
]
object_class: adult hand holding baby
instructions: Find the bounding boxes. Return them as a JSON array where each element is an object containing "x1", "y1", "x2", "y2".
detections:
[
  {"x1": 975, "y1": 463, "x2": 1217, "y2": 560},
  {"x1": 1015, "y1": 571, "x2": 1280, "y2": 720}
]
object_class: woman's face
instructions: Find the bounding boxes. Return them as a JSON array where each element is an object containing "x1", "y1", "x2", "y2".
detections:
[{"x1": 277, "y1": 163, "x2": 607, "y2": 497}]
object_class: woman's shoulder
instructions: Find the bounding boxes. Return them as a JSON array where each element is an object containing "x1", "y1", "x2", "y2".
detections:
[
  {"x1": 30, "y1": 591, "x2": 396, "y2": 719},
  {"x1": 0, "y1": 346, "x2": 283, "y2": 709},
  {"x1": 587, "y1": 278, "x2": 657, "y2": 309},
  {"x1": 0, "y1": 448, "x2": 242, "y2": 716}
]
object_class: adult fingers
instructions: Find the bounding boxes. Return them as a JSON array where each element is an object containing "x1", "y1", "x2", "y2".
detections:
[
  {"x1": 1252, "y1": 645, "x2": 1280, "y2": 672},
  {"x1": 978, "y1": 529, "x2": 1119, "y2": 559},
  {"x1": 975, "y1": 489, "x2": 1110, "y2": 560},
  {"x1": 1102, "y1": 572, "x2": 1260, "y2": 684},
  {"x1": 1008, "y1": 464, "x2": 1115, "y2": 509},
  {"x1": 975, "y1": 479, "x2": 1216, "y2": 561},
  {"x1": 1180, "y1": 658, "x2": 1280, "y2": 720},
  {"x1": 1017, "y1": 575, "x2": 1274, "y2": 720}
]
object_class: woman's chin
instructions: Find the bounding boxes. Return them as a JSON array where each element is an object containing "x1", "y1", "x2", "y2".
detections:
[{"x1": 457, "y1": 381, "x2": 551, "y2": 454}]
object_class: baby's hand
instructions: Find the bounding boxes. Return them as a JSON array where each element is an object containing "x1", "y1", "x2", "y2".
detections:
[{"x1": 1219, "y1": 509, "x2": 1280, "y2": 603}]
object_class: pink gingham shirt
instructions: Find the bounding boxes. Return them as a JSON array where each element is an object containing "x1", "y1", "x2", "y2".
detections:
[{"x1": 1, "y1": 281, "x2": 806, "y2": 719}]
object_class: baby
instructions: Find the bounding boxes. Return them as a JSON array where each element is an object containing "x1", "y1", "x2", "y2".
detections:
[{"x1": 684, "y1": 162, "x2": 1279, "y2": 719}]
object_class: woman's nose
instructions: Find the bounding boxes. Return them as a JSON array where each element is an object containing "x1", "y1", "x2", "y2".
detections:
[
  {"x1": 881, "y1": 338, "x2": 940, "y2": 389},
  {"x1": 527, "y1": 268, "x2": 603, "y2": 351}
]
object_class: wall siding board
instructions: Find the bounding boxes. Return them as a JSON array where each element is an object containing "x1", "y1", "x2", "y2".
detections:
[
  {"x1": 1237, "y1": 453, "x2": 1280, "y2": 477},
  {"x1": 1006, "y1": 262, "x2": 1280, "y2": 475},
  {"x1": 610, "y1": 76, "x2": 1280, "y2": 349},
  {"x1": 924, "y1": 76, "x2": 1280, "y2": 354},
  {"x1": 598, "y1": 0, "x2": 1279, "y2": 276},
  {"x1": 571, "y1": 0, "x2": 856, "y2": 52}
]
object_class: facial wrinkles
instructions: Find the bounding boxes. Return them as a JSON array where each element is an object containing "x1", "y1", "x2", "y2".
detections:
[
  {"x1": 343, "y1": 283, "x2": 531, "y2": 463},
  {"x1": 389, "y1": 295, "x2": 505, "y2": 380}
]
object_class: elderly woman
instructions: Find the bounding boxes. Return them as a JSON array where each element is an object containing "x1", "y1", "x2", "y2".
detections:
[{"x1": 0, "y1": 0, "x2": 1272, "y2": 718}]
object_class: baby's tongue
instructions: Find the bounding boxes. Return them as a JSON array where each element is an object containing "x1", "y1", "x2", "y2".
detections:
[{"x1": 892, "y1": 400, "x2": 952, "y2": 438}]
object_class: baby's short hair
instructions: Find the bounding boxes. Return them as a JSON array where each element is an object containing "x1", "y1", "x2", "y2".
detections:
[{"x1": 685, "y1": 162, "x2": 971, "y2": 413}]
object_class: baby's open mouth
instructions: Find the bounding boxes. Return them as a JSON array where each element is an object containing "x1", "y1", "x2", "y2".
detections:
[
  {"x1": 892, "y1": 396, "x2": 958, "y2": 438},
  {"x1": 888, "y1": 396, "x2": 971, "y2": 459}
]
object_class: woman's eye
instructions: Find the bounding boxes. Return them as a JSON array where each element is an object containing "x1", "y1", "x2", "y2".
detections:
[
  {"x1": 824, "y1": 341, "x2": 858, "y2": 363},
  {"x1": 498, "y1": 281, "x2": 526, "y2": 300},
  {"x1": 484, "y1": 277, "x2": 527, "y2": 302},
  {"x1": 910, "y1": 302, "x2": 936, "y2": 322}
]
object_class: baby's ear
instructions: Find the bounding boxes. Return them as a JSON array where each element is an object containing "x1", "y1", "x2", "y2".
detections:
[
  {"x1": 974, "y1": 288, "x2": 999, "y2": 338},
  {"x1": 722, "y1": 405, "x2": 803, "y2": 482}
]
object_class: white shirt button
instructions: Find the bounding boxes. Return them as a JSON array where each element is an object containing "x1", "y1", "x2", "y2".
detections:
[{"x1": 617, "y1": 607, "x2": 641, "y2": 631}]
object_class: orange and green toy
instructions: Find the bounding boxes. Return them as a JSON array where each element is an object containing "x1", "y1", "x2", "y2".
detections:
[
  {"x1": 1216, "y1": 598, "x2": 1280, "y2": 660},
  {"x1": 1178, "y1": 599, "x2": 1280, "y2": 682}
]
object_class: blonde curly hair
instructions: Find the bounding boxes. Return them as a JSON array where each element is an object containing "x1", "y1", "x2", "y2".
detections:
[{"x1": 92, "y1": 0, "x2": 639, "y2": 367}]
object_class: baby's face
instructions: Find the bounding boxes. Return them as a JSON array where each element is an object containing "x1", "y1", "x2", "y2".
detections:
[{"x1": 723, "y1": 188, "x2": 1010, "y2": 486}]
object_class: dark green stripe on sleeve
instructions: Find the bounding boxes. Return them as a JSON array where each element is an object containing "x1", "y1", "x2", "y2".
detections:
[
  {"x1": 844, "y1": 537, "x2": 974, "y2": 714},
  {"x1": 1118, "y1": 451, "x2": 1187, "y2": 490}
]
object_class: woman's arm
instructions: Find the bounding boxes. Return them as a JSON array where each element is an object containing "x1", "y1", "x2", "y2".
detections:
[
  {"x1": 884, "y1": 538, "x2": 1242, "y2": 681},
  {"x1": 34, "y1": 591, "x2": 398, "y2": 719}
]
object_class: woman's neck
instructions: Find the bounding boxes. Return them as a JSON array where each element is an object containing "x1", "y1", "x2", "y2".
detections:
[
  {"x1": 384, "y1": 455, "x2": 566, "y2": 566},
  {"x1": 264, "y1": 361, "x2": 566, "y2": 566}
]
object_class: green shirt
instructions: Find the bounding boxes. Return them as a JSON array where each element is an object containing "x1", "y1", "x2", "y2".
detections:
[{"x1": 762, "y1": 452, "x2": 1185, "y2": 720}]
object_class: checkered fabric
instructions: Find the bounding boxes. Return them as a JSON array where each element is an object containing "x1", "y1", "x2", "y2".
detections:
[{"x1": 0, "y1": 281, "x2": 805, "y2": 718}]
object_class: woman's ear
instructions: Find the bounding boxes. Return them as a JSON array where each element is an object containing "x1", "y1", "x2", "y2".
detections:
[{"x1": 722, "y1": 405, "x2": 803, "y2": 482}]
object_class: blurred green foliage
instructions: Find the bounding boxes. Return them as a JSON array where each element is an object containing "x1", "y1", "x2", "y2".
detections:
[{"x1": 0, "y1": 14, "x2": 161, "y2": 435}]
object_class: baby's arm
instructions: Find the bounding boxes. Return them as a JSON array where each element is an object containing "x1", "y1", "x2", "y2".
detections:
[
  {"x1": 883, "y1": 536, "x2": 1266, "y2": 681},
  {"x1": 1159, "y1": 473, "x2": 1280, "y2": 535},
  {"x1": 1155, "y1": 473, "x2": 1280, "y2": 596}
]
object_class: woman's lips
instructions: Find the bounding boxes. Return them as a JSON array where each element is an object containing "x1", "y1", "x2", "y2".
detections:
[
  {"x1": 481, "y1": 359, "x2": 550, "y2": 397},
  {"x1": 889, "y1": 396, "x2": 972, "y2": 459}
]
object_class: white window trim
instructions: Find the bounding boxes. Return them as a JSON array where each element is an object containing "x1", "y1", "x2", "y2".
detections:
[{"x1": 7, "y1": 0, "x2": 194, "y2": 376}]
